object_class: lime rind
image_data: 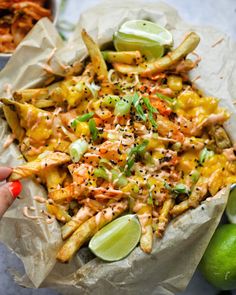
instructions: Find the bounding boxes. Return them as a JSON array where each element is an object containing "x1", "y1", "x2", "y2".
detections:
[{"x1": 89, "y1": 214, "x2": 141, "y2": 262}]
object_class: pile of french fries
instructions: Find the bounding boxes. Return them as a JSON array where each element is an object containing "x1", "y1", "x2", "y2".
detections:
[
  {"x1": 1, "y1": 29, "x2": 236, "y2": 262},
  {"x1": 0, "y1": 0, "x2": 52, "y2": 53}
]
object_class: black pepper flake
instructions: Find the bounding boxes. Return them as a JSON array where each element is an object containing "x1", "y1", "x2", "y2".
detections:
[{"x1": 159, "y1": 156, "x2": 172, "y2": 164}]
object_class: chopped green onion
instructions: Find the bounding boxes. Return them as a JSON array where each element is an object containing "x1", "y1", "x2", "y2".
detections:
[
  {"x1": 89, "y1": 118, "x2": 98, "y2": 141},
  {"x1": 147, "y1": 184, "x2": 154, "y2": 205},
  {"x1": 164, "y1": 182, "x2": 189, "y2": 195},
  {"x1": 94, "y1": 166, "x2": 127, "y2": 188},
  {"x1": 99, "y1": 158, "x2": 113, "y2": 169},
  {"x1": 125, "y1": 156, "x2": 135, "y2": 176},
  {"x1": 71, "y1": 112, "x2": 94, "y2": 128},
  {"x1": 102, "y1": 95, "x2": 120, "y2": 108},
  {"x1": 156, "y1": 92, "x2": 174, "y2": 104},
  {"x1": 114, "y1": 95, "x2": 133, "y2": 116},
  {"x1": 132, "y1": 92, "x2": 146, "y2": 121},
  {"x1": 164, "y1": 182, "x2": 172, "y2": 191},
  {"x1": 199, "y1": 147, "x2": 214, "y2": 165},
  {"x1": 190, "y1": 170, "x2": 200, "y2": 183},
  {"x1": 136, "y1": 104, "x2": 146, "y2": 121},
  {"x1": 130, "y1": 140, "x2": 149, "y2": 156},
  {"x1": 143, "y1": 97, "x2": 158, "y2": 113},
  {"x1": 172, "y1": 183, "x2": 190, "y2": 194},
  {"x1": 125, "y1": 140, "x2": 149, "y2": 175},
  {"x1": 111, "y1": 169, "x2": 128, "y2": 187},
  {"x1": 94, "y1": 167, "x2": 109, "y2": 180},
  {"x1": 147, "y1": 193, "x2": 153, "y2": 205},
  {"x1": 69, "y1": 139, "x2": 88, "y2": 163},
  {"x1": 148, "y1": 111, "x2": 158, "y2": 128},
  {"x1": 142, "y1": 97, "x2": 158, "y2": 128},
  {"x1": 85, "y1": 82, "x2": 100, "y2": 99}
]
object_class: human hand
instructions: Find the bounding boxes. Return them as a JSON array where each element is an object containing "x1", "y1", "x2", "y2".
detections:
[{"x1": 0, "y1": 167, "x2": 22, "y2": 218}]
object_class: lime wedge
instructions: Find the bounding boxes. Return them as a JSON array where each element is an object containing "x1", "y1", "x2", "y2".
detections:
[
  {"x1": 114, "y1": 32, "x2": 164, "y2": 60},
  {"x1": 89, "y1": 214, "x2": 141, "y2": 261},
  {"x1": 226, "y1": 184, "x2": 236, "y2": 223},
  {"x1": 113, "y1": 20, "x2": 172, "y2": 60},
  {"x1": 119, "y1": 20, "x2": 173, "y2": 45}
]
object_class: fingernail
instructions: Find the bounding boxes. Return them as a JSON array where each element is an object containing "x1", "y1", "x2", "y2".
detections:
[{"x1": 8, "y1": 181, "x2": 22, "y2": 198}]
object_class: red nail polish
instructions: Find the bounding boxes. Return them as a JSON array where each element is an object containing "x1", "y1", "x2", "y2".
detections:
[{"x1": 8, "y1": 181, "x2": 22, "y2": 198}]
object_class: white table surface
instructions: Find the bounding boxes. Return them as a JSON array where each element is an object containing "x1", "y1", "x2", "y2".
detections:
[{"x1": 0, "y1": 0, "x2": 236, "y2": 294}]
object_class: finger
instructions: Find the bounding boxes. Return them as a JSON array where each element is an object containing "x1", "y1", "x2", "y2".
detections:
[
  {"x1": 0, "y1": 181, "x2": 22, "y2": 218},
  {"x1": 0, "y1": 167, "x2": 12, "y2": 181}
]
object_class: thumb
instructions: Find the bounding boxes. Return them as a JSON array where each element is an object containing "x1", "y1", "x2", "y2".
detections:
[{"x1": 0, "y1": 181, "x2": 22, "y2": 218}]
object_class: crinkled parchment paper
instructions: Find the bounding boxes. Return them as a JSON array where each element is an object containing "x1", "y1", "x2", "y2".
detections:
[{"x1": 0, "y1": 1, "x2": 235, "y2": 294}]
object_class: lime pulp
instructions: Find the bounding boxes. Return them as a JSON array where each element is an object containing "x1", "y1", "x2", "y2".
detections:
[
  {"x1": 113, "y1": 20, "x2": 173, "y2": 60},
  {"x1": 89, "y1": 214, "x2": 141, "y2": 262}
]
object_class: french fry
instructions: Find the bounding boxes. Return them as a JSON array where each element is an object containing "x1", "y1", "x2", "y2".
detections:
[
  {"x1": 57, "y1": 200, "x2": 128, "y2": 262},
  {"x1": 46, "y1": 203, "x2": 71, "y2": 223},
  {"x1": 13, "y1": 88, "x2": 49, "y2": 102},
  {"x1": 113, "y1": 32, "x2": 200, "y2": 77},
  {"x1": 1, "y1": 98, "x2": 52, "y2": 142},
  {"x1": 137, "y1": 204, "x2": 153, "y2": 254},
  {"x1": 9, "y1": 152, "x2": 70, "y2": 181},
  {"x1": 61, "y1": 199, "x2": 105, "y2": 239},
  {"x1": 61, "y1": 206, "x2": 95, "y2": 240},
  {"x1": 81, "y1": 29, "x2": 108, "y2": 81},
  {"x1": 156, "y1": 198, "x2": 175, "y2": 238},
  {"x1": 170, "y1": 177, "x2": 208, "y2": 217},
  {"x1": 208, "y1": 169, "x2": 223, "y2": 196},
  {"x1": 44, "y1": 167, "x2": 66, "y2": 192},
  {"x1": 102, "y1": 51, "x2": 142, "y2": 65},
  {"x1": 2, "y1": 105, "x2": 25, "y2": 142},
  {"x1": 48, "y1": 183, "x2": 83, "y2": 204},
  {"x1": 81, "y1": 62, "x2": 95, "y2": 82}
]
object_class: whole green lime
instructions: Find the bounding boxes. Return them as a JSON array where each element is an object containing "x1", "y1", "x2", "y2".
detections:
[{"x1": 199, "y1": 224, "x2": 236, "y2": 290}]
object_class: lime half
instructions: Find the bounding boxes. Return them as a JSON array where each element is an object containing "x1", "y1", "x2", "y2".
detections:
[
  {"x1": 119, "y1": 20, "x2": 173, "y2": 45},
  {"x1": 89, "y1": 214, "x2": 141, "y2": 261},
  {"x1": 226, "y1": 184, "x2": 236, "y2": 223},
  {"x1": 114, "y1": 20, "x2": 173, "y2": 60}
]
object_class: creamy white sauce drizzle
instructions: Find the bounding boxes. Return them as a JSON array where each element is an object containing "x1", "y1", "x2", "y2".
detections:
[
  {"x1": 23, "y1": 206, "x2": 43, "y2": 220},
  {"x1": 33, "y1": 196, "x2": 46, "y2": 203}
]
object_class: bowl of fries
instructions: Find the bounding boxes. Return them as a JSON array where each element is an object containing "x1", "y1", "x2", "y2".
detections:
[{"x1": 0, "y1": 0, "x2": 59, "y2": 69}]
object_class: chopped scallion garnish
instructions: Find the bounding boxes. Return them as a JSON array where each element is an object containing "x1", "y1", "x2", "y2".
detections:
[
  {"x1": 69, "y1": 139, "x2": 88, "y2": 163},
  {"x1": 89, "y1": 118, "x2": 98, "y2": 141},
  {"x1": 143, "y1": 97, "x2": 158, "y2": 113},
  {"x1": 125, "y1": 140, "x2": 149, "y2": 175},
  {"x1": 199, "y1": 147, "x2": 214, "y2": 165},
  {"x1": 114, "y1": 95, "x2": 133, "y2": 116},
  {"x1": 71, "y1": 112, "x2": 94, "y2": 128},
  {"x1": 132, "y1": 92, "x2": 146, "y2": 121}
]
